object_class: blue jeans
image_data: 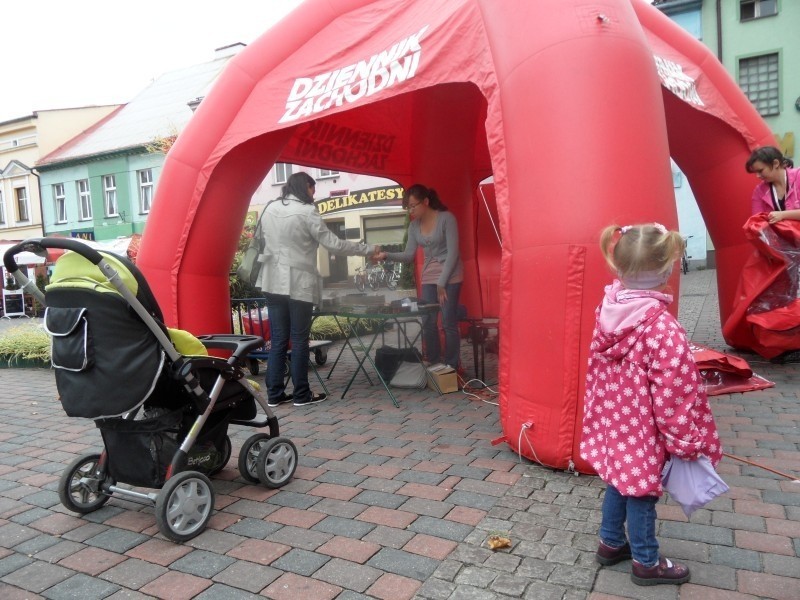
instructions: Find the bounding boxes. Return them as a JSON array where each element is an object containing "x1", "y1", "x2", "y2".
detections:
[
  {"x1": 265, "y1": 293, "x2": 313, "y2": 403},
  {"x1": 421, "y1": 282, "x2": 462, "y2": 369},
  {"x1": 599, "y1": 484, "x2": 659, "y2": 567}
]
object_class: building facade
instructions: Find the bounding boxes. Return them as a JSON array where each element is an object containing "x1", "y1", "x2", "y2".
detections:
[
  {"x1": 0, "y1": 107, "x2": 119, "y2": 241},
  {"x1": 36, "y1": 45, "x2": 244, "y2": 242},
  {"x1": 656, "y1": 0, "x2": 798, "y2": 267}
]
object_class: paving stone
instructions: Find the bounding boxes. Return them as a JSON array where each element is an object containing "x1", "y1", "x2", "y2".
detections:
[
  {"x1": 313, "y1": 557, "x2": 381, "y2": 592},
  {"x1": 85, "y1": 529, "x2": 149, "y2": 553},
  {"x1": 98, "y1": 557, "x2": 168, "y2": 589},
  {"x1": 315, "y1": 471, "x2": 367, "y2": 487},
  {"x1": 1, "y1": 560, "x2": 74, "y2": 593},
  {"x1": 366, "y1": 547, "x2": 439, "y2": 581},
  {"x1": 709, "y1": 545, "x2": 762, "y2": 571},
  {"x1": 351, "y1": 490, "x2": 408, "y2": 509},
  {"x1": 415, "y1": 577, "x2": 456, "y2": 600},
  {"x1": 262, "y1": 490, "x2": 320, "y2": 510},
  {"x1": 18, "y1": 490, "x2": 60, "y2": 509},
  {"x1": 212, "y1": 561, "x2": 281, "y2": 593},
  {"x1": 0, "y1": 553, "x2": 34, "y2": 578},
  {"x1": 139, "y1": 571, "x2": 212, "y2": 600},
  {"x1": 454, "y1": 564, "x2": 499, "y2": 587},
  {"x1": 13, "y1": 533, "x2": 61, "y2": 555},
  {"x1": 223, "y1": 517, "x2": 282, "y2": 539},
  {"x1": 659, "y1": 521, "x2": 734, "y2": 546},
  {"x1": 170, "y1": 549, "x2": 236, "y2": 578},
  {"x1": 490, "y1": 572, "x2": 529, "y2": 597},
  {"x1": 445, "y1": 491, "x2": 498, "y2": 511},
  {"x1": 312, "y1": 515, "x2": 376, "y2": 539},
  {"x1": 271, "y1": 548, "x2": 330, "y2": 576},
  {"x1": 10, "y1": 507, "x2": 52, "y2": 526},
  {"x1": 407, "y1": 515, "x2": 474, "y2": 542},
  {"x1": 42, "y1": 573, "x2": 120, "y2": 600},
  {"x1": 194, "y1": 583, "x2": 261, "y2": 600}
]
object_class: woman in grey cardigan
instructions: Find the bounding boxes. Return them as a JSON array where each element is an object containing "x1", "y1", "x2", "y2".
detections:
[
  {"x1": 258, "y1": 171, "x2": 380, "y2": 407},
  {"x1": 378, "y1": 184, "x2": 463, "y2": 369}
]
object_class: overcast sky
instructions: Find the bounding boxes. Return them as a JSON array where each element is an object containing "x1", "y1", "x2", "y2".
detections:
[{"x1": 0, "y1": 0, "x2": 305, "y2": 123}]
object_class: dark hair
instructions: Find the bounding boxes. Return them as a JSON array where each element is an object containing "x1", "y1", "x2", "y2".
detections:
[
  {"x1": 746, "y1": 146, "x2": 794, "y2": 172},
  {"x1": 281, "y1": 171, "x2": 316, "y2": 204},
  {"x1": 402, "y1": 183, "x2": 448, "y2": 211}
]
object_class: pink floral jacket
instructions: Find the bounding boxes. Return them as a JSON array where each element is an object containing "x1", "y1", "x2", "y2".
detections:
[{"x1": 580, "y1": 281, "x2": 722, "y2": 497}]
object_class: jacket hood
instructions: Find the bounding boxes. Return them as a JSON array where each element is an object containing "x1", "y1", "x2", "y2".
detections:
[{"x1": 592, "y1": 279, "x2": 672, "y2": 359}]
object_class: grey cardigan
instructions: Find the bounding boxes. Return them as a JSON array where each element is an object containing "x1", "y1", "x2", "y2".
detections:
[
  {"x1": 256, "y1": 195, "x2": 371, "y2": 304},
  {"x1": 386, "y1": 210, "x2": 462, "y2": 288}
]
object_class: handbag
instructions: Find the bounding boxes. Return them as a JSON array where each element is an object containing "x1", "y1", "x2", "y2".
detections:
[
  {"x1": 375, "y1": 346, "x2": 422, "y2": 381},
  {"x1": 236, "y1": 204, "x2": 270, "y2": 286},
  {"x1": 661, "y1": 455, "x2": 729, "y2": 517},
  {"x1": 389, "y1": 360, "x2": 427, "y2": 389}
]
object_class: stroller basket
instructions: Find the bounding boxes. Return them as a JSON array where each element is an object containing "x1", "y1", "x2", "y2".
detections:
[{"x1": 98, "y1": 410, "x2": 182, "y2": 488}]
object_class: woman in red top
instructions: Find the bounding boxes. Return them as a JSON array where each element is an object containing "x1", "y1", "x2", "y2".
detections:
[
  {"x1": 581, "y1": 223, "x2": 722, "y2": 586},
  {"x1": 747, "y1": 146, "x2": 799, "y2": 223}
]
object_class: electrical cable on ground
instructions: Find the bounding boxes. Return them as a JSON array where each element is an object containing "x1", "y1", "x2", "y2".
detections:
[{"x1": 459, "y1": 375, "x2": 498, "y2": 405}]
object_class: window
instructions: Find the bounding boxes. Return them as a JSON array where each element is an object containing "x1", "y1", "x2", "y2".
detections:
[
  {"x1": 103, "y1": 175, "x2": 118, "y2": 217},
  {"x1": 740, "y1": 0, "x2": 777, "y2": 20},
  {"x1": 15, "y1": 187, "x2": 30, "y2": 222},
  {"x1": 0, "y1": 190, "x2": 5, "y2": 225},
  {"x1": 54, "y1": 183, "x2": 67, "y2": 223},
  {"x1": 739, "y1": 53, "x2": 779, "y2": 116},
  {"x1": 274, "y1": 163, "x2": 293, "y2": 184},
  {"x1": 318, "y1": 168, "x2": 339, "y2": 179},
  {"x1": 138, "y1": 169, "x2": 153, "y2": 213},
  {"x1": 77, "y1": 179, "x2": 93, "y2": 220}
]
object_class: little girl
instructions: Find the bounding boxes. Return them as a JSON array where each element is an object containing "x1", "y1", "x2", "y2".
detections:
[{"x1": 580, "y1": 223, "x2": 722, "y2": 586}]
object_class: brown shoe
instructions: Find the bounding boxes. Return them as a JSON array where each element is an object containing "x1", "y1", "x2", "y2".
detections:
[
  {"x1": 631, "y1": 557, "x2": 690, "y2": 586},
  {"x1": 596, "y1": 541, "x2": 632, "y2": 566}
]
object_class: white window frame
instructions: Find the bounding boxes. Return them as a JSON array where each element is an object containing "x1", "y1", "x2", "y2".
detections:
[
  {"x1": 14, "y1": 186, "x2": 30, "y2": 222},
  {"x1": 318, "y1": 168, "x2": 339, "y2": 179},
  {"x1": 0, "y1": 189, "x2": 5, "y2": 225},
  {"x1": 274, "y1": 163, "x2": 293, "y2": 184},
  {"x1": 739, "y1": 52, "x2": 780, "y2": 117},
  {"x1": 740, "y1": 0, "x2": 777, "y2": 20},
  {"x1": 138, "y1": 169, "x2": 153, "y2": 213},
  {"x1": 103, "y1": 175, "x2": 118, "y2": 217},
  {"x1": 77, "y1": 179, "x2": 93, "y2": 221},
  {"x1": 54, "y1": 183, "x2": 67, "y2": 224}
]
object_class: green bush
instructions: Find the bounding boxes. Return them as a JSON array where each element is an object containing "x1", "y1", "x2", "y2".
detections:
[{"x1": 0, "y1": 324, "x2": 51, "y2": 363}]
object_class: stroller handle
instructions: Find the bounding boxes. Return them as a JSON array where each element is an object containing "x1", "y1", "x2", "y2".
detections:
[{"x1": 3, "y1": 237, "x2": 104, "y2": 273}]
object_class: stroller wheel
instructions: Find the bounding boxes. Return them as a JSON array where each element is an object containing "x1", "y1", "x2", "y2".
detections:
[
  {"x1": 59, "y1": 453, "x2": 110, "y2": 514},
  {"x1": 155, "y1": 471, "x2": 215, "y2": 542},
  {"x1": 248, "y1": 358, "x2": 260, "y2": 376},
  {"x1": 256, "y1": 437, "x2": 298, "y2": 489},
  {"x1": 238, "y1": 433, "x2": 271, "y2": 483},
  {"x1": 314, "y1": 348, "x2": 328, "y2": 365},
  {"x1": 208, "y1": 435, "x2": 232, "y2": 477}
]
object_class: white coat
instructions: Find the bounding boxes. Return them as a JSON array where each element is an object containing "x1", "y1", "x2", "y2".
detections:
[{"x1": 256, "y1": 195, "x2": 371, "y2": 305}]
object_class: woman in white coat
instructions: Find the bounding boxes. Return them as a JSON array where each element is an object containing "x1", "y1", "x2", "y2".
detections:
[{"x1": 257, "y1": 172, "x2": 380, "y2": 407}]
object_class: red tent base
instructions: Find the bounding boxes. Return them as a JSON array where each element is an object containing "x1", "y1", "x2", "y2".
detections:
[{"x1": 691, "y1": 343, "x2": 774, "y2": 396}]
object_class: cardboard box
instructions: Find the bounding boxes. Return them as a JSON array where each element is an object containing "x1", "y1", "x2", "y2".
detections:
[{"x1": 427, "y1": 364, "x2": 458, "y2": 394}]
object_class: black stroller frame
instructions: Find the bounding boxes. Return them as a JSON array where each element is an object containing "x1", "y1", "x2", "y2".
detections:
[{"x1": 3, "y1": 238, "x2": 298, "y2": 542}]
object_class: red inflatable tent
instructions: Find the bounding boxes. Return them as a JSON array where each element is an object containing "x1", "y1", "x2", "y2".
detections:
[{"x1": 137, "y1": 0, "x2": 772, "y2": 472}]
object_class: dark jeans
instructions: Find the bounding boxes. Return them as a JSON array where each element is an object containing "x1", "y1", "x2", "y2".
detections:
[
  {"x1": 599, "y1": 484, "x2": 660, "y2": 567},
  {"x1": 421, "y1": 282, "x2": 462, "y2": 369},
  {"x1": 265, "y1": 293, "x2": 313, "y2": 403}
]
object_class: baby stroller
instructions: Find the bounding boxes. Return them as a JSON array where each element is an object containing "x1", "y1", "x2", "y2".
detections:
[{"x1": 3, "y1": 238, "x2": 298, "y2": 542}]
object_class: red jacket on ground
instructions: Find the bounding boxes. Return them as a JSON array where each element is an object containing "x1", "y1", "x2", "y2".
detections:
[{"x1": 580, "y1": 281, "x2": 722, "y2": 497}]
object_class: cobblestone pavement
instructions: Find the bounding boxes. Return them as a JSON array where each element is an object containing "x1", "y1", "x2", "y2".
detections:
[{"x1": 0, "y1": 270, "x2": 798, "y2": 599}]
